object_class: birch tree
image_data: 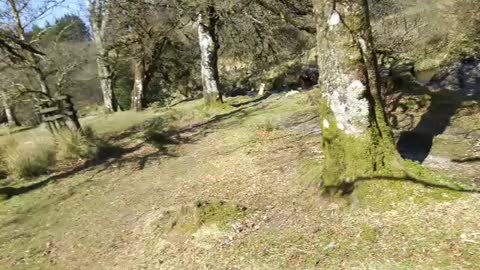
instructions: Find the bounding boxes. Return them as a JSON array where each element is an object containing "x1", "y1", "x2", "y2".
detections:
[
  {"x1": 198, "y1": 4, "x2": 222, "y2": 105},
  {"x1": 314, "y1": 0, "x2": 399, "y2": 192},
  {"x1": 87, "y1": 0, "x2": 118, "y2": 112},
  {"x1": 1, "y1": 90, "x2": 18, "y2": 127}
]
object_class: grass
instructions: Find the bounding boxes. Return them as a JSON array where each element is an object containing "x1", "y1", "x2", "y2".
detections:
[
  {"x1": 0, "y1": 91, "x2": 478, "y2": 269},
  {"x1": 0, "y1": 137, "x2": 55, "y2": 180},
  {"x1": 55, "y1": 128, "x2": 99, "y2": 162}
]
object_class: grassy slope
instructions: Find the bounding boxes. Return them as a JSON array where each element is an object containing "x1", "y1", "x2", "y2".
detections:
[{"x1": 0, "y1": 92, "x2": 479, "y2": 269}]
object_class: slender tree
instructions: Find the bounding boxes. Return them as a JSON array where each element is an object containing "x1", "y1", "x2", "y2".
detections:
[
  {"x1": 198, "y1": 4, "x2": 223, "y2": 105},
  {"x1": 88, "y1": 0, "x2": 118, "y2": 112},
  {"x1": 0, "y1": 90, "x2": 18, "y2": 127}
]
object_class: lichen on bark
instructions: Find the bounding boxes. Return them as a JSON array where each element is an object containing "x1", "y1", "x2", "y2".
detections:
[
  {"x1": 198, "y1": 7, "x2": 223, "y2": 106},
  {"x1": 315, "y1": 0, "x2": 400, "y2": 193}
]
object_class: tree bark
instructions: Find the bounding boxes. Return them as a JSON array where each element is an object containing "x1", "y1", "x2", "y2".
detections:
[
  {"x1": 95, "y1": 53, "x2": 117, "y2": 112},
  {"x1": 198, "y1": 6, "x2": 223, "y2": 106},
  {"x1": 131, "y1": 59, "x2": 147, "y2": 111},
  {"x1": 89, "y1": 0, "x2": 118, "y2": 112},
  {"x1": 314, "y1": 0, "x2": 398, "y2": 193},
  {"x1": 1, "y1": 91, "x2": 18, "y2": 127}
]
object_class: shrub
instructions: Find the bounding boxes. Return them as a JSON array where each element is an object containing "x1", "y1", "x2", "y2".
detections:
[
  {"x1": 2, "y1": 138, "x2": 55, "y2": 179},
  {"x1": 55, "y1": 128, "x2": 98, "y2": 162}
]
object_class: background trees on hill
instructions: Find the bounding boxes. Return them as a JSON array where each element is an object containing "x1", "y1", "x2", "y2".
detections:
[{"x1": 30, "y1": 14, "x2": 90, "y2": 42}]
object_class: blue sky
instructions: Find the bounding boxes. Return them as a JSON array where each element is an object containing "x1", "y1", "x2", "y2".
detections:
[{"x1": 35, "y1": 0, "x2": 87, "y2": 27}]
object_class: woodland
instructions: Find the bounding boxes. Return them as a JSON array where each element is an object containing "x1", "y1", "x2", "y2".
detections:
[{"x1": 0, "y1": 0, "x2": 479, "y2": 269}]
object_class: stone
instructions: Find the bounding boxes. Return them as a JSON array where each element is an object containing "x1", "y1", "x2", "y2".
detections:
[{"x1": 428, "y1": 57, "x2": 480, "y2": 99}]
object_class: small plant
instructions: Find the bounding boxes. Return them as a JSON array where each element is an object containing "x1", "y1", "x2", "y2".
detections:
[
  {"x1": 2, "y1": 138, "x2": 55, "y2": 179},
  {"x1": 255, "y1": 120, "x2": 281, "y2": 140},
  {"x1": 55, "y1": 128, "x2": 98, "y2": 162},
  {"x1": 256, "y1": 120, "x2": 280, "y2": 132}
]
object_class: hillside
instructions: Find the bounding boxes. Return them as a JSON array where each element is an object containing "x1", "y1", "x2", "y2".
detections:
[{"x1": 1, "y1": 91, "x2": 479, "y2": 269}]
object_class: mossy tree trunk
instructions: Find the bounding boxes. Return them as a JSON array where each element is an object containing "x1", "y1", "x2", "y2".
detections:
[
  {"x1": 198, "y1": 5, "x2": 223, "y2": 106},
  {"x1": 314, "y1": 0, "x2": 399, "y2": 193}
]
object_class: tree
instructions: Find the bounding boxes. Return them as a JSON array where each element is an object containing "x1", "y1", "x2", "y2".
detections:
[
  {"x1": 88, "y1": 0, "x2": 118, "y2": 112},
  {"x1": 198, "y1": 4, "x2": 222, "y2": 105},
  {"x1": 0, "y1": 89, "x2": 18, "y2": 127},
  {"x1": 46, "y1": 15, "x2": 90, "y2": 42},
  {"x1": 313, "y1": 0, "x2": 398, "y2": 192},
  {"x1": 2, "y1": 0, "x2": 58, "y2": 95},
  {"x1": 112, "y1": 0, "x2": 182, "y2": 111},
  {"x1": 183, "y1": 0, "x2": 315, "y2": 105}
]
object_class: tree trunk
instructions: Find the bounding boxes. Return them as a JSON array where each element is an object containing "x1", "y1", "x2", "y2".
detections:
[
  {"x1": 1, "y1": 91, "x2": 18, "y2": 127},
  {"x1": 96, "y1": 55, "x2": 117, "y2": 112},
  {"x1": 314, "y1": 0, "x2": 398, "y2": 193},
  {"x1": 198, "y1": 6, "x2": 223, "y2": 106},
  {"x1": 89, "y1": 0, "x2": 118, "y2": 113},
  {"x1": 131, "y1": 59, "x2": 147, "y2": 111}
]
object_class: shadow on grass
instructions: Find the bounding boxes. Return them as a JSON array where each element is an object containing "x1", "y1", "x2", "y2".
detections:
[
  {"x1": 230, "y1": 93, "x2": 271, "y2": 108},
  {"x1": 324, "y1": 175, "x2": 480, "y2": 196},
  {"x1": 0, "y1": 98, "x2": 271, "y2": 200},
  {"x1": 395, "y1": 59, "x2": 480, "y2": 163},
  {"x1": 452, "y1": 157, "x2": 480, "y2": 163},
  {"x1": 0, "y1": 143, "x2": 132, "y2": 200}
]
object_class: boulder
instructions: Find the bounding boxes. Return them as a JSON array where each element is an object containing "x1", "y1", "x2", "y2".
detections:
[{"x1": 428, "y1": 58, "x2": 480, "y2": 99}]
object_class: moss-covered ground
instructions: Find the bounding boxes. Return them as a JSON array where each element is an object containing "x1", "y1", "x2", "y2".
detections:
[{"x1": 0, "y1": 91, "x2": 479, "y2": 269}]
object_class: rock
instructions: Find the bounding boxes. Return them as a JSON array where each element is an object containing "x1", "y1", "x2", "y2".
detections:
[
  {"x1": 428, "y1": 57, "x2": 480, "y2": 99},
  {"x1": 257, "y1": 83, "x2": 266, "y2": 96},
  {"x1": 227, "y1": 86, "x2": 251, "y2": 97},
  {"x1": 285, "y1": 90, "x2": 300, "y2": 97}
]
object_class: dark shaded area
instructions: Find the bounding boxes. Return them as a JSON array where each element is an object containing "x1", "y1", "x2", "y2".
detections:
[
  {"x1": 452, "y1": 157, "x2": 480, "y2": 163},
  {"x1": 396, "y1": 58, "x2": 480, "y2": 163}
]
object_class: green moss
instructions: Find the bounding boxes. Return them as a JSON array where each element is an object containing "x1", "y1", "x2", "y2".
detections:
[
  {"x1": 360, "y1": 224, "x2": 378, "y2": 242},
  {"x1": 157, "y1": 201, "x2": 248, "y2": 235},
  {"x1": 353, "y1": 176, "x2": 465, "y2": 212},
  {"x1": 318, "y1": 99, "x2": 400, "y2": 194},
  {"x1": 403, "y1": 160, "x2": 476, "y2": 191}
]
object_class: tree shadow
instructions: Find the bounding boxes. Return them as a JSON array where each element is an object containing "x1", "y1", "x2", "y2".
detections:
[
  {"x1": 0, "y1": 98, "x2": 271, "y2": 200},
  {"x1": 395, "y1": 59, "x2": 480, "y2": 163},
  {"x1": 0, "y1": 143, "x2": 139, "y2": 200},
  {"x1": 452, "y1": 157, "x2": 480, "y2": 163},
  {"x1": 326, "y1": 175, "x2": 480, "y2": 196},
  {"x1": 396, "y1": 93, "x2": 462, "y2": 162},
  {"x1": 231, "y1": 93, "x2": 271, "y2": 108}
]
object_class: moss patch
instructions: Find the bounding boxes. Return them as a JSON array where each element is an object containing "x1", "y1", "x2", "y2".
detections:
[
  {"x1": 155, "y1": 201, "x2": 248, "y2": 235},
  {"x1": 319, "y1": 99, "x2": 400, "y2": 194},
  {"x1": 353, "y1": 178, "x2": 465, "y2": 212}
]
